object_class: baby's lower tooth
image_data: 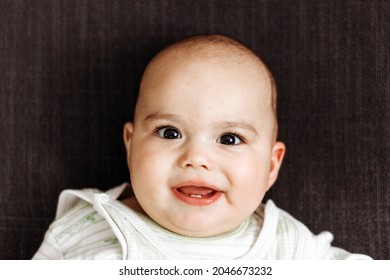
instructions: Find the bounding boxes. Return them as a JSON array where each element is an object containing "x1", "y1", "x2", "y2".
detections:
[{"x1": 190, "y1": 194, "x2": 202, "y2": 198}]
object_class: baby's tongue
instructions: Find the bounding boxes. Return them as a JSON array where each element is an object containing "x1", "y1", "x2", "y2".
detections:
[{"x1": 177, "y1": 186, "x2": 214, "y2": 196}]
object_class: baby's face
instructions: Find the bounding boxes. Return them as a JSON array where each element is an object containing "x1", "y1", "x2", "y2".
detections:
[{"x1": 124, "y1": 54, "x2": 285, "y2": 237}]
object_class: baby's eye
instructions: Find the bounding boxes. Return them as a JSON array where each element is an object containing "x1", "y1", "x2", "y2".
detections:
[
  {"x1": 155, "y1": 127, "x2": 182, "y2": 139},
  {"x1": 218, "y1": 133, "x2": 243, "y2": 145}
]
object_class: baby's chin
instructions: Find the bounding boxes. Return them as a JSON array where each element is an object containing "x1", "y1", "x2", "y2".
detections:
[{"x1": 134, "y1": 196, "x2": 250, "y2": 238}]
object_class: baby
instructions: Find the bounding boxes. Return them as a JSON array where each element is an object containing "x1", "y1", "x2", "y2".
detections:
[{"x1": 33, "y1": 34, "x2": 370, "y2": 260}]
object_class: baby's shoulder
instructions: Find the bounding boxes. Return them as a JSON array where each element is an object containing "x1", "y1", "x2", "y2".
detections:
[
  {"x1": 49, "y1": 185, "x2": 128, "y2": 238},
  {"x1": 260, "y1": 200, "x2": 371, "y2": 259},
  {"x1": 257, "y1": 200, "x2": 312, "y2": 258},
  {"x1": 49, "y1": 199, "x2": 102, "y2": 237},
  {"x1": 40, "y1": 187, "x2": 123, "y2": 259}
]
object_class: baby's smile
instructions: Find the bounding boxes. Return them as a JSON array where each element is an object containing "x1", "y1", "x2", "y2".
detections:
[{"x1": 172, "y1": 180, "x2": 224, "y2": 206}]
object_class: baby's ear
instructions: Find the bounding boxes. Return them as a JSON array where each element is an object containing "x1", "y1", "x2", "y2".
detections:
[
  {"x1": 267, "y1": 141, "x2": 286, "y2": 190},
  {"x1": 123, "y1": 122, "x2": 134, "y2": 152}
]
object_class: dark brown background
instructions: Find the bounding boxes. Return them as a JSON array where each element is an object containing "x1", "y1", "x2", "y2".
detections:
[{"x1": 1, "y1": 0, "x2": 389, "y2": 259}]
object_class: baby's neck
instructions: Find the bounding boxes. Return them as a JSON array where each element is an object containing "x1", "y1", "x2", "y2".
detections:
[{"x1": 120, "y1": 196, "x2": 146, "y2": 215}]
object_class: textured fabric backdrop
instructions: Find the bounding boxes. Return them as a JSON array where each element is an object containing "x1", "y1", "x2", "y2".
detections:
[{"x1": 0, "y1": 0, "x2": 389, "y2": 259}]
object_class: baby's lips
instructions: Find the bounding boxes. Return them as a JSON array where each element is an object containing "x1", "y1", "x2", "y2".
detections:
[
  {"x1": 173, "y1": 180, "x2": 223, "y2": 193},
  {"x1": 172, "y1": 182, "x2": 224, "y2": 206}
]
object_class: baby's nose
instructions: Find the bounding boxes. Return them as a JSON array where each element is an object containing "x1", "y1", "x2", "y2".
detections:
[{"x1": 178, "y1": 141, "x2": 215, "y2": 171}]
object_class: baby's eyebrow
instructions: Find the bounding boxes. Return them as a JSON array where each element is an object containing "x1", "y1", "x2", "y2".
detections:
[
  {"x1": 217, "y1": 121, "x2": 258, "y2": 135},
  {"x1": 143, "y1": 113, "x2": 182, "y2": 123}
]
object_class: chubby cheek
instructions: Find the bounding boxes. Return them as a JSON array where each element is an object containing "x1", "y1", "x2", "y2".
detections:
[
  {"x1": 225, "y1": 150, "x2": 271, "y2": 206},
  {"x1": 129, "y1": 141, "x2": 172, "y2": 195}
]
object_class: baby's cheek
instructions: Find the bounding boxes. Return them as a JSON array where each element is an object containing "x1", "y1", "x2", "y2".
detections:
[
  {"x1": 136, "y1": 148, "x2": 173, "y2": 182},
  {"x1": 133, "y1": 142, "x2": 161, "y2": 165},
  {"x1": 230, "y1": 156, "x2": 270, "y2": 191},
  {"x1": 239, "y1": 154, "x2": 268, "y2": 176}
]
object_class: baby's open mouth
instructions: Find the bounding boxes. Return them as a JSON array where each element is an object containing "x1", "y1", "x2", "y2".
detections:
[
  {"x1": 172, "y1": 184, "x2": 223, "y2": 206},
  {"x1": 176, "y1": 186, "x2": 218, "y2": 199}
]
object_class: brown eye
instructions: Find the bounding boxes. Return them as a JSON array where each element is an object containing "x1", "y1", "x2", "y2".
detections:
[
  {"x1": 156, "y1": 127, "x2": 182, "y2": 139},
  {"x1": 218, "y1": 134, "x2": 242, "y2": 145}
]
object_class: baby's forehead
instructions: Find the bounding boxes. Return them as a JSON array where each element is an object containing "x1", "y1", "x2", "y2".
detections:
[{"x1": 141, "y1": 53, "x2": 273, "y2": 115}]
